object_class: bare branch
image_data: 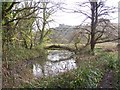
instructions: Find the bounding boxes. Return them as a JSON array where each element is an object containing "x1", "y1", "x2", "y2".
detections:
[{"x1": 96, "y1": 38, "x2": 120, "y2": 43}]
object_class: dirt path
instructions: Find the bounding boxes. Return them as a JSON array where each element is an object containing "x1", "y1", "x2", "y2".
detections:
[{"x1": 98, "y1": 70, "x2": 115, "y2": 88}]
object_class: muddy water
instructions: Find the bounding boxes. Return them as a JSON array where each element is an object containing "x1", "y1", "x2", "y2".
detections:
[{"x1": 33, "y1": 50, "x2": 77, "y2": 78}]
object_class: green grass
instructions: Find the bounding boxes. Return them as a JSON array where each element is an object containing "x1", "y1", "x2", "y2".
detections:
[
  {"x1": 2, "y1": 44, "x2": 119, "y2": 88},
  {"x1": 21, "y1": 67, "x2": 104, "y2": 88},
  {"x1": 2, "y1": 46, "x2": 48, "y2": 88},
  {"x1": 3, "y1": 45, "x2": 48, "y2": 62},
  {"x1": 20, "y1": 48, "x2": 118, "y2": 88}
]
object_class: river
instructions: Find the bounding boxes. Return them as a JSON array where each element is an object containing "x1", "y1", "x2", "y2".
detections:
[{"x1": 32, "y1": 50, "x2": 77, "y2": 78}]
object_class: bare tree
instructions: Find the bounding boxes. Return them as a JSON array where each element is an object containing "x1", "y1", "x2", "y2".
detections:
[
  {"x1": 35, "y1": 1, "x2": 62, "y2": 46},
  {"x1": 74, "y1": 0, "x2": 117, "y2": 54}
]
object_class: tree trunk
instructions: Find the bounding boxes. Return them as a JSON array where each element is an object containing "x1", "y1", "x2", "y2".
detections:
[
  {"x1": 30, "y1": 41, "x2": 33, "y2": 49},
  {"x1": 23, "y1": 38, "x2": 28, "y2": 49},
  {"x1": 39, "y1": 3, "x2": 46, "y2": 45},
  {"x1": 90, "y1": 1, "x2": 98, "y2": 55}
]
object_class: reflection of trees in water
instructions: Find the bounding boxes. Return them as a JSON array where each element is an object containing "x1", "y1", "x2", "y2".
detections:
[
  {"x1": 32, "y1": 50, "x2": 78, "y2": 78},
  {"x1": 33, "y1": 60, "x2": 77, "y2": 78},
  {"x1": 33, "y1": 64, "x2": 45, "y2": 77},
  {"x1": 32, "y1": 59, "x2": 46, "y2": 77}
]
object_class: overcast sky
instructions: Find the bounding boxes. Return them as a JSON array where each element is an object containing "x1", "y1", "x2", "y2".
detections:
[
  {"x1": 49, "y1": 0, "x2": 120, "y2": 27},
  {"x1": 3, "y1": 0, "x2": 119, "y2": 27}
]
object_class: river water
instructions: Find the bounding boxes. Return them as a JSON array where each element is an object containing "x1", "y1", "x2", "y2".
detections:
[{"x1": 32, "y1": 50, "x2": 77, "y2": 78}]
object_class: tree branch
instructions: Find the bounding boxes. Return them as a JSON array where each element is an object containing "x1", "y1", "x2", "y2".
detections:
[{"x1": 96, "y1": 38, "x2": 120, "y2": 43}]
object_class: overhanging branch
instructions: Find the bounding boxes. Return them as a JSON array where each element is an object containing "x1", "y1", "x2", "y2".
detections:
[{"x1": 96, "y1": 38, "x2": 120, "y2": 43}]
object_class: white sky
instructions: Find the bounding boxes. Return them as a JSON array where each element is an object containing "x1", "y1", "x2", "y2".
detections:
[{"x1": 49, "y1": 0, "x2": 120, "y2": 27}]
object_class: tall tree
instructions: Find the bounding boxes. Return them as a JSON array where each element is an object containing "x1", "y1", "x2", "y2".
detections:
[
  {"x1": 74, "y1": 0, "x2": 117, "y2": 54},
  {"x1": 15, "y1": 1, "x2": 37, "y2": 49},
  {"x1": 90, "y1": 1, "x2": 97, "y2": 54},
  {"x1": 35, "y1": 1, "x2": 62, "y2": 46}
]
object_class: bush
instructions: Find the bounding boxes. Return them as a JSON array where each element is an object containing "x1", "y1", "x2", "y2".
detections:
[
  {"x1": 4, "y1": 47, "x2": 118, "y2": 88},
  {"x1": 22, "y1": 65, "x2": 104, "y2": 88}
]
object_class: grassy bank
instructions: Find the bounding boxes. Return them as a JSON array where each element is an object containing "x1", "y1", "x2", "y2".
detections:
[
  {"x1": 2, "y1": 42, "x2": 119, "y2": 88},
  {"x1": 20, "y1": 48, "x2": 118, "y2": 88},
  {"x1": 2, "y1": 46, "x2": 48, "y2": 88}
]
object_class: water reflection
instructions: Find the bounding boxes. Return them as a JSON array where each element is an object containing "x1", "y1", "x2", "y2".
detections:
[
  {"x1": 47, "y1": 50, "x2": 73, "y2": 61},
  {"x1": 33, "y1": 50, "x2": 77, "y2": 78},
  {"x1": 33, "y1": 64, "x2": 44, "y2": 77}
]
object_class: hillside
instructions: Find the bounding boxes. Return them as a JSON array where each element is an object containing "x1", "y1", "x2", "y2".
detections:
[{"x1": 49, "y1": 22, "x2": 118, "y2": 44}]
